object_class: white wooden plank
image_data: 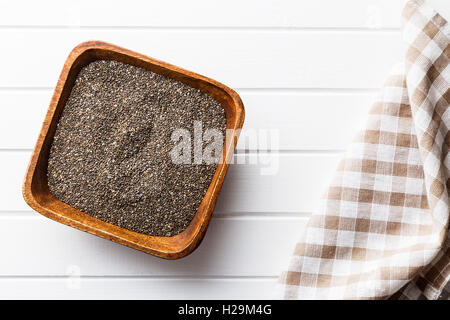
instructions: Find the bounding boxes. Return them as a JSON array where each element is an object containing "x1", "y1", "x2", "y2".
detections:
[
  {"x1": 215, "y1": 153, "x2": 340, "y2": 213},
  {"x1": 0, "y1": 151, "x2": 341, "y2": 213},
  {"x1": 0, "y1": 90, "x2": 48, "y2": 150},
  {"x1": 0, "y1": 0, "x2": 403, "y2": 29},
  {"x1": 0, "y1": 215, "x2": 307, "y2": 276},
  {"x1": 428, "y1": 0, "x2": 450, "y2": 23},
  {"x1": 0, "y1": 277, "x2": 276, "y2": 299},
  {"x1": 0, "y1": 30, "x2": 403, "y2": 89},
  {"x1": 235, "y1": 90, "x2": 373, "y2": 151},
  {"x1": 0, "y1": 89, "x2": 374, "y2": 150}
]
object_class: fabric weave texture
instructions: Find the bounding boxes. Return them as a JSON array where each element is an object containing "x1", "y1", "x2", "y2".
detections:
[{"x1": 278, "y1": 0, "x2": 450, "y2": 299}]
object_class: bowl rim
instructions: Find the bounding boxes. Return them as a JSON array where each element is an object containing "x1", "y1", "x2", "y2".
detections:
[{"x1": 22, "y1": 40, "x2": 245, "y2": 259}]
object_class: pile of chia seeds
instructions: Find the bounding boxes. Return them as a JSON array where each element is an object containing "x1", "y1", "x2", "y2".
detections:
[{"x1": 47, "y1": 60, "x2": 226, "y2": 237}]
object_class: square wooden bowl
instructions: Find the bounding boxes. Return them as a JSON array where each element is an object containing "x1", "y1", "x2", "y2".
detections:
[{"x1": 22, "y1": 41, "x2": 244, "y2": 259}]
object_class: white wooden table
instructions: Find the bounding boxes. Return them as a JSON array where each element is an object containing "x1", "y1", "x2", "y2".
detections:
[{"x1": 0, "y1": 0, "x2": 406, "y2": 299}]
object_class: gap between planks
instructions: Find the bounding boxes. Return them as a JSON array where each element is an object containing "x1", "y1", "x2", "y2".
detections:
[
  {"x1": 0, "y1": 26, "x2": 401, "y2": 33},
  {"x1": 0, "y1": 211, "x2": 312, "y2": 219},
  {"x1": 0, "y1": 275, "x2": 278, "y2": 280},
  {"x1": 0, "y1": 87, "x2": 379, "y2": 93},
  {"x1": 0, "y1": 149, "x2": 345, "y2": 154}
]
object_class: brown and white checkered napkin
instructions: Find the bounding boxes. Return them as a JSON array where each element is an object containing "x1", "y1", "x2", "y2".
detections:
[{"x1": 278, "y1": 0, "x2": 450, "y2": 299}]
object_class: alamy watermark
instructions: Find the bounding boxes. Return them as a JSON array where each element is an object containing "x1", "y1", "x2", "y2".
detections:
[{"x1": 170, "y1": 121, "x2": 279, "y2": 175}]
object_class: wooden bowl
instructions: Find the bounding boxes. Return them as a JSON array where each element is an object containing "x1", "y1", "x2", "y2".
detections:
[{"x1": 22, "y1": 41, "x2": 245, "y2": 259}]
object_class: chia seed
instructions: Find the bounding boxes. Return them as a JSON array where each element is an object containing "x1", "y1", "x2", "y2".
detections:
[{"x1": 47, "y1": 60, "x2": 227, "y2": 237}]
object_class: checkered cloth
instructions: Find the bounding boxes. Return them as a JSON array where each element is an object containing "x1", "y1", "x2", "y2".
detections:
[{"x1": 278, "y1": 0, "x2": 450, "y2": 299}]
